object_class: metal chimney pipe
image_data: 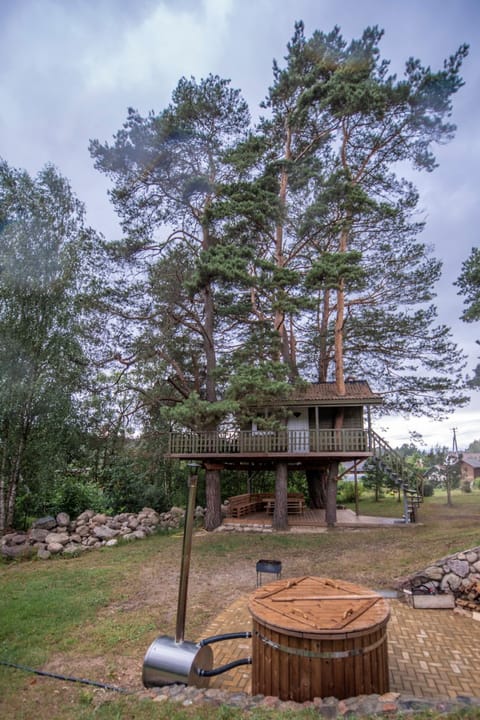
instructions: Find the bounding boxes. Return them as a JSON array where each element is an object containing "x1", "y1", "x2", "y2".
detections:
[{"x1": 175, "y1": 469, "x2": 198, "y2": 644}]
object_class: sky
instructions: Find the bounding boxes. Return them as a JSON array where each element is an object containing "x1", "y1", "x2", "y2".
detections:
[{"x1": 0, "y1": 0, "x2": 479, "y2": 451}]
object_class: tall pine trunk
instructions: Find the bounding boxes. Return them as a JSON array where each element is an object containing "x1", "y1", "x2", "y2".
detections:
[
  {"x1": 306, "y1": 467, "x2": 327, "y2": 508},
  {"x1": 204, "y1": 468, "x2": 222, "y2": 531},
  {"x1": 325, "y1": 462, "x2": 338, "y2": 527},
  {"x1": 273, "y1": 462, "x2": 288, "y2": 531},
  {"x1": 202, "y1": 226, "x2": 222, "y2": 530}
]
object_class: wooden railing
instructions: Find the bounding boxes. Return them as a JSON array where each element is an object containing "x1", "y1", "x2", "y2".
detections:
[
  {"x1": 168, "y1": 428, "x2": 369, "y2": 455},
  {"x1": 369, "y1": 430, "x2": 423, "y2": 522}
]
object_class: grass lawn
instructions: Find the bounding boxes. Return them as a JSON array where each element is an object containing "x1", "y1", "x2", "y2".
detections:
[{"x1": 1, "y1": 489, "x2": 480, "y2": 719}]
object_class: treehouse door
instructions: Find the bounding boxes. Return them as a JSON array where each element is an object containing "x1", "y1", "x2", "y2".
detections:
[{"x1": 288, "y1": 408, "x2": 310, "y2": 452}]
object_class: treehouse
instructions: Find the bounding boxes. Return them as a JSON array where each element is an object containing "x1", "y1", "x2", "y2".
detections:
[
  {"x1": 167, "y1": 380, "x2": 422, "y2": 526},
  {"x1": 167, "y1": 380, "x2": 383, "y2": 471}
]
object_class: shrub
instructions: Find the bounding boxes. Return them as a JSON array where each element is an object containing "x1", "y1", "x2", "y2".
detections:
[
  {"x1": 337, "y1": 480, "x2": 362, "y2": 504},
  {"x1": 422, "y1": 481, "x2": 434, "y2": 497},
  {"x1": 49, "y1": 474, "x2": 111, "y2": 517},
  {"x1": 461, "y1": 479, "x2": 472, "y2": 493}
]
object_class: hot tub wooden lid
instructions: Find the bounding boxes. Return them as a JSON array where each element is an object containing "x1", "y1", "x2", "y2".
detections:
[{"x1": 249, "y1": 576, "x2": 390, "y2": 637}]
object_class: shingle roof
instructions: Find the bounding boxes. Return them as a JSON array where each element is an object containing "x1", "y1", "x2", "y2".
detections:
[
  {"x1": 462, "y1": 453, "x2": 480, "y2": 469},
  {"x1": 286, "y1": 380, "x2": 383, "y2": 406}
]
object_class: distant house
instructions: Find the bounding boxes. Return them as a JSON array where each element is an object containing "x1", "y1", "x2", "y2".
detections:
[{"x1": 460, "y1": 453, "x2": 480, "y2": 486}]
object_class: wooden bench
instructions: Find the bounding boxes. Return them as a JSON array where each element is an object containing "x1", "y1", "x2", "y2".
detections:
[
  {"x1": 265, "y1": 495, "x2": 305, "y2": 516},
  {"x1": 227, "y1": 492, "x2": 305, "y2": 518},
  {"x1": 226, "y1": 493, "x2": 265, "y2": 518}
]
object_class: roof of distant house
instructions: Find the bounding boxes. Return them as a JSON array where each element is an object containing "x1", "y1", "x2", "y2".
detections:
[{"x1": 462, "y1": 453, "x2": 480, "y2": 469}]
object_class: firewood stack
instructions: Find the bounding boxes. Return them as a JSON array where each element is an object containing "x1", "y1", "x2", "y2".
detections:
[{"x1": 455, "y1": 580, "x2": 480, "y2": 611}]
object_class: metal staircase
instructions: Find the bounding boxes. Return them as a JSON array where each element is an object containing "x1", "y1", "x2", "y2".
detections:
[{"x1": 369, "y1": 431, "x2": 423, "y2": 523}]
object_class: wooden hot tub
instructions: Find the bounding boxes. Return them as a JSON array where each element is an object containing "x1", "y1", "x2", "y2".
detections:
[{"x1": 248, "y1": 576, "x2": 390, "y2": 702}]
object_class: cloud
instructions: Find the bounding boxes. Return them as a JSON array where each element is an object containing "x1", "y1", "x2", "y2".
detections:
[{"x1": 80, "y1": 0, "x2": 234, "y2": 97}]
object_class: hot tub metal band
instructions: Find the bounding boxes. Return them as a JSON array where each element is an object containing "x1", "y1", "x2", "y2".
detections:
[{"x1": 254, "y1": 630, "x2": 386, "y2": 659}]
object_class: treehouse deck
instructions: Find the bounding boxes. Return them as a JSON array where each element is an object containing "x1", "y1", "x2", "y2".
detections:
[{"x1": 167, "y1": 428, "x2": 373, "y2": 468}]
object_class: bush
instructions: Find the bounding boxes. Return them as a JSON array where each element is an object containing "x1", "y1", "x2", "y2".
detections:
[
  {"x1": 461, "y1": 479, "x2": 472, "y2": 493},
  {"x1": 422, "y1": 481, "x2": 434, "y2": 497},
  {"x1": 48, "y1": 474, "x2": 111, "y2": 517},
  {"x1": 337, "y1": 480, "x2": 362, "y2": 504}
]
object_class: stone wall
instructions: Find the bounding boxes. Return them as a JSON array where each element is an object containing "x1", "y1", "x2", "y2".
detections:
[
  {"x1": 395, "y1": 546, "x2": 480, "y2": 594},
  {"x1": 0, "y1": 506, "x2": 204, "y2": 560}
]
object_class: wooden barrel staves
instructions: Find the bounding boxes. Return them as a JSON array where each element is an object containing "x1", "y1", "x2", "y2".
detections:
[{"x1": 248, "y1": 576, "x2": 390, "y2": 702}]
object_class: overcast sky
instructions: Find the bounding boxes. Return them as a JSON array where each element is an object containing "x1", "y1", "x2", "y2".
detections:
[{"x1": 0, "y1": 0, "x2": 479, "y2": 450}]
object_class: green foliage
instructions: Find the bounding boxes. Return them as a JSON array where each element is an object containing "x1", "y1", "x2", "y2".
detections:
[
  {"x1": 168, "y1": 393, "x2": 240, "y2": 431},
  {"x1": 456, "y1": 247, "x2": 480, "y2": 323},
  {"x1": 337, "y1": 480, "x2": 362, "y2": 504},
  {"x1": 0, "y1": 160, "x2": 103, "y2": 532},
  {"x1": 98, "y1": 457, "x2": 171, "y2": 514},
  {"x1": 422, "y1": 481, "x2": 434, "y2": 497},
  {"x1": 306, "y1": 251, "x2": 366, "y2": 291},
  {"x1": 48, "y1": 472, "x2": 111, "y2": 518},
  {"x1": 456, "y1": 247, "x2": 480, "y2": 386},
  {"x1": 361, "y1": 459, "x2": 387, "y2": 500}
]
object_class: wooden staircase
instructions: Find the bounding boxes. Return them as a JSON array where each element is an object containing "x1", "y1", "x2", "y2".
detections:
[{"x1": 369, "y1": 431, "x2": 423, "y2": 523}]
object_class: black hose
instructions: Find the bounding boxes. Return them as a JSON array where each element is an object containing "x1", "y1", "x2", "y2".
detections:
[
  {"x1": 197, "y1": 657, "x2": 252, "y2": 677},
  {"x1": 0, "y1": 660, "x2": 132, "y2": 694},
  {"x1": 199, "y1": 631, "x2": 252, "y2": 647}
]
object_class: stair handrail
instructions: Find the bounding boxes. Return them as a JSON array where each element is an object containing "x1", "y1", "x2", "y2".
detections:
[{"x1": 369, "y1": 430, "x2": 422, "y2": 495}]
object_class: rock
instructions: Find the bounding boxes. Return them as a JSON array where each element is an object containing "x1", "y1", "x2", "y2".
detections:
[
  {"x1": 441, "y1": 572, "x2": 462, "y2": 592},
  {"x1": 37, "y1": 547, "x2": 51, "y2": 560},
  {"x1": 92, "y1": 513, "x2": 108, "y2": 525},
  {"x1": 446, "y1": 559, "x2": 470, "y2": 578},
  {"x1": 423, "y1": 565, "x2": 444, "y2": 581},
  {"x1": 93, "y1": 525, "x2": 117, "y2": 540},
  {"x1": 1, "y1": 543, "x2": 35, "y2": 559},
  {"x1": 9, "y1": 533, "x2": 28, "y2": 545},
  {"x1": 30, "y1": 528, "x2": 49, "y2": 542},
  {"x1": 56, "y1": 512, "x2": 70, "y2": 527},
  {"x1": 32, "y1": 516, "x2": 57, "y2": 530},
  {"x1": 63, "y1": 543, "x2": 84, "y2": 555},
  {"x1": 105, "y1": 539, "x2": 118, "y2": 547},
  {"x1": 45, "y1": 532, "x2": 70, "y2": 545},
  {"x1": 47, "y1": 542, "x2": 64, "y2": 554},
  {"x1": 107, "y1": 520, "x2": 122, "y2": 530},
  {"x1": 77, "y1": 510, "x2": 95, "y2": 522},
  {"x1": 114, "y1": 513, "x2": 129, "y2": 523}
]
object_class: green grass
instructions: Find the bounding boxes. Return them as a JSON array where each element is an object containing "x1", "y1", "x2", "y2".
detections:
[{"x1": 0, "y1": 564, "x2": 117, "y2": 665}]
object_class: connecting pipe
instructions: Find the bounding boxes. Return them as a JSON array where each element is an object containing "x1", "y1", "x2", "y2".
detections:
[
  {"x1": 197, "y1": 657, "x2": 252, "y2": 677},
  {"x1": 199, "y1": 631, "x2": 252, "y2": 647}
]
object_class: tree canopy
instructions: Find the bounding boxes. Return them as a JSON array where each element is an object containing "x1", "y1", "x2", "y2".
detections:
[
  {"x1": 0, "y1": 161, "x2": 102, "y2": 531},
  {"x1": 91, "y1": 23, "x2": 469, "y2": 426},
  {"x1": 0, "y1": 21, "x2": 471, "y2": 533},
  {"x1": 456, "y1": 246, "x2": 480, "y2": 387}
]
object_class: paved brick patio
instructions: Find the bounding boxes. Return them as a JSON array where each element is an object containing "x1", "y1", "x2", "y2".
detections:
[{"x1": 199, "y1": 594, "x2": 480, "y2": 700}]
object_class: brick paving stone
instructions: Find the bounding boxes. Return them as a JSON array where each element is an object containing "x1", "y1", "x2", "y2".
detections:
[{"x1": 198, "y1": 596, "x2": 480, "y2": 700}]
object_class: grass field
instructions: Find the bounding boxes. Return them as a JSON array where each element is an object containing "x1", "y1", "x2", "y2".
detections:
[{"x1": 1, "y1": 489, "x2": 480, "y2": 719}]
